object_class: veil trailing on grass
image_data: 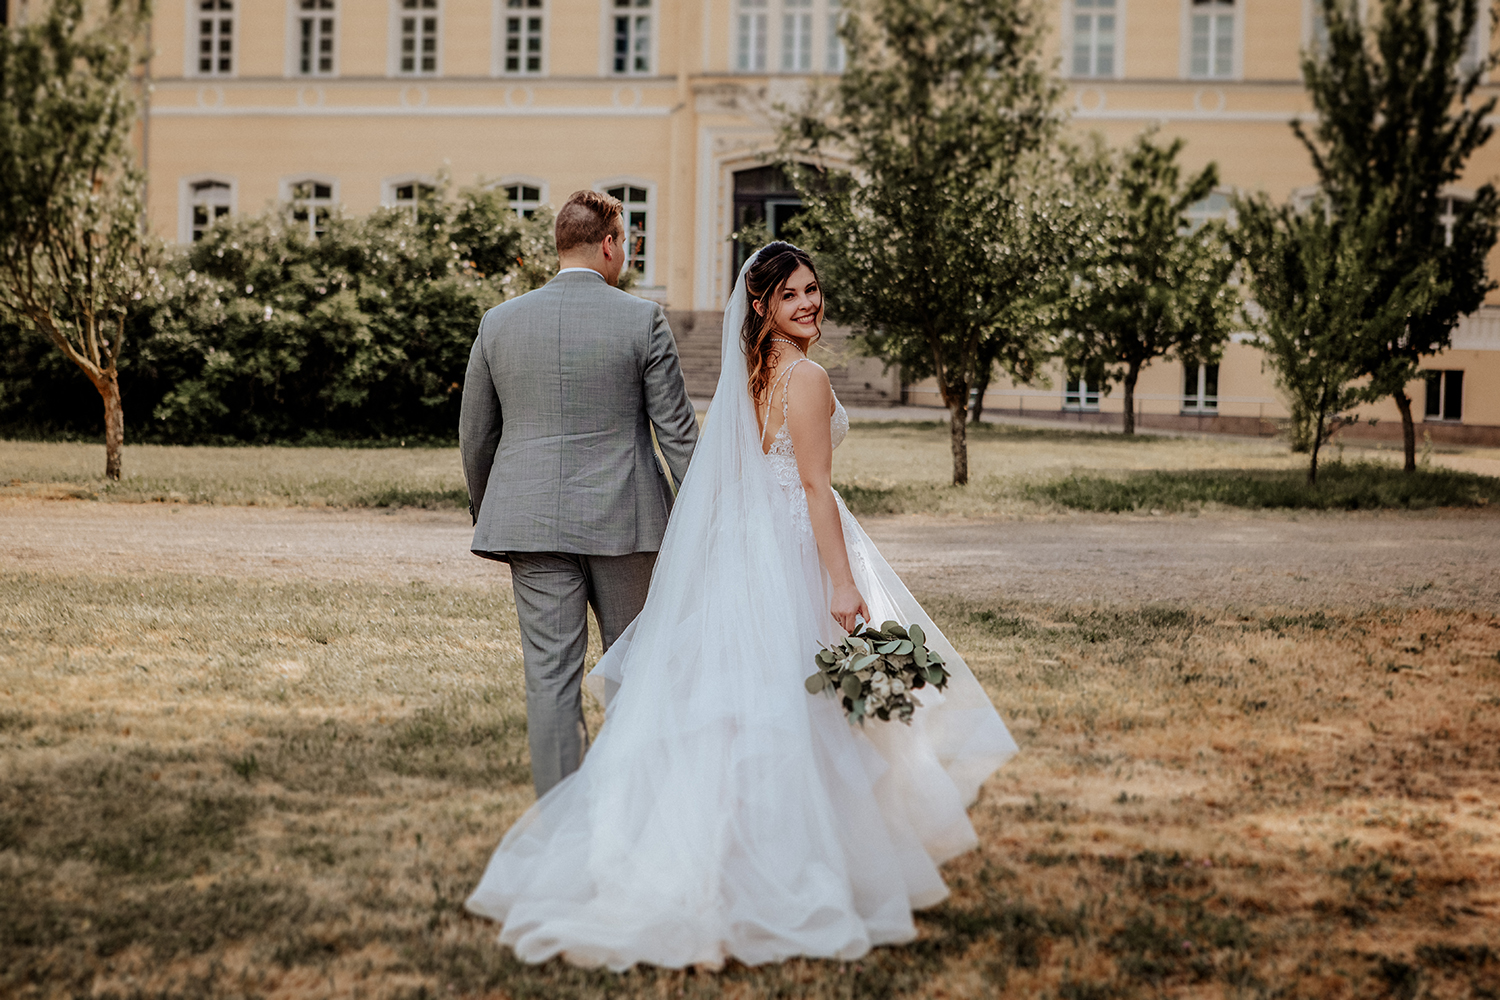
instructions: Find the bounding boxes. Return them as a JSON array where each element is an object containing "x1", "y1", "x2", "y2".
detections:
[{"x1": 465, "y1": 248, "x2": 1017, "y2": 971}]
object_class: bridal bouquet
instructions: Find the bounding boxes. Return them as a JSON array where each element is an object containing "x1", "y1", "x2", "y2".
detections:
[{"x1": 804, "y1": 620, "x2": 950, "y2": 725}]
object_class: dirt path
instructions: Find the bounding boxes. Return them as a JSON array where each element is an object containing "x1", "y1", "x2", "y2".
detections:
[{"x1": 4, "y1": 498, "x2": 1496, "y2": 610}]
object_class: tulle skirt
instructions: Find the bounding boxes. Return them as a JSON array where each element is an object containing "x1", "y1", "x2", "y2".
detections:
[{"x1": 465, "y1": 498, "x2": 1017, "y2": 971}]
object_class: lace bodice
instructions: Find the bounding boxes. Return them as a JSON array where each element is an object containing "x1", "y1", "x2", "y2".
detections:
[{"x1": 762, "y1": 360, "x2": 855, "y2": 545}]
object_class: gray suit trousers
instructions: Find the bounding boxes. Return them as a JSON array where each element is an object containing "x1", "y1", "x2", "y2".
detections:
[{"x1": 508, "y1": 550, "x2": 654, "y2": 797}]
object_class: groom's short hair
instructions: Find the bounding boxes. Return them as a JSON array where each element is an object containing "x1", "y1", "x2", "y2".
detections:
[{"x1": 555, "y1": 190, "x2": 624, "y2": 255}]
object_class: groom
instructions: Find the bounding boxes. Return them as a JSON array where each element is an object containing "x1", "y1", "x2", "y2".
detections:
[{"x1": 459, "y1": 189, "x2": 698, "y2": 797}]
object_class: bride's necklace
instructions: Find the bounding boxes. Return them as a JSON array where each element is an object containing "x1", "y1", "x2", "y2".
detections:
[{"x1": 769, "y1": 336, "x2": 805, "y2": 356}]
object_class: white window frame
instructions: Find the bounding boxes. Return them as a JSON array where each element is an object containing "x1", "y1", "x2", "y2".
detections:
[
  {"x1": 187, "y1": 0, "x2": 238, "y2": 79},
  {"x1": 1182, "y1": 0, "x2": 1241, "y2": 80},
  {"x1": 1459, "y1": 9, "x2": 1490, "y2": 81},
  {"x1": 178, "y1": 175, "x2": 237, "y2": 244},
  {"x1": 1183, "y1": 188, "x2": 1236, "y2": 231},
  {"x1": 382, "y1": 174, "x2": 439, "y2": 216},
  {"x1": 1423, "y1": 369, "x2": 1464, "y2": 422},
  {"x1": 391, "y1": 0, "x2": 442, "y2": 77},
  {"x1": 605, "y1": 0, "x2": 655, "y2": 76},
  {"x1": 288, "y1": 0, "x2": 339, "y2": 78},
  {"x1": 495, "y1": 177, "x2": 549, "y2": 218},
  {"x1": 282, "y1": 175, "x2": 340, "y2": 239},
  {"x1": 826, "y1": 0, "x2": 846, "y2": 71},
  {"x1": 736, "y1": 0, "x2": 769, "y2": 71},
  {"x1": 1067, "y1": 0, "x2": 1123, "y2": 80},
  {"x1": 1063, "y1": 374, "x2": 1102, "y2": 411},
  {"x1": 494, "y1": 0, "x2": 548, "y2": 75},
  {"x1": 781, "y1": 0, "x2": 814, "y2": 71},
  {"x1": 597, "y1": 178, "x2": 656, "y2": 286},
  {"x1": 1181, "y1": 361, "x2": 1219, "y2": 413}
]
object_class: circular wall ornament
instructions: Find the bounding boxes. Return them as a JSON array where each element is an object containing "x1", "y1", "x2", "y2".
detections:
[
  {"x1": 504, "y1": 85, "x2": 535, "y2": 109},
  {"x1": 1074, "y1": 87, "x2": 1106, "y2": 113},
  {"x1": 195, "y1": 85, "x2": 226, "y2": 109},
  {"x1": 612, "y1": 84, "x2": 643, "y2": 109},
  {"x1": 399, "y1": 85, "x2": 430, "y2": 108},
  {"x1": 296, "y1": 85, "x2": 326, "y2": 108},
  {"x1": 1192, "y1": 87, "x2": 1227, "y2": 114}
]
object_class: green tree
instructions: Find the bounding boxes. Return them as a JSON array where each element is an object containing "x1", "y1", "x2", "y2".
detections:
[
  {"x1": 1297, "y1": 0, "x2": 1499, "y2": 470},
  {"x1": 781, "y1": 0, "x2": 1071, "y2": 485},
  {"x1": 1056, "y1": 133, "x2": 1239, "y2": 434},
  {"x1": 140, "y1": 181, "x2": 553, "y2": 443},
  {"x1": 1235, "y1": 193, "x2": 1439, "y2": 484},
  {"x1": 0, "y1": 0, "x2": 157, "y2": 480}
]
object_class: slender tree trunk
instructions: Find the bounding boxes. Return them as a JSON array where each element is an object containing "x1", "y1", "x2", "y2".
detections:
[
  {"x1": 98, "y1": 371, "x2": 124, "y2": 481},
  {"x1": 969, "y1": 363, "x2": 992, "y2": 425},
  {"x1": 948, "y1": 397, "x2": 970, "y2": 486},
  {"x1": 1121, "y1": 361, "x2": 1141, "y2": 435},
  {"x1": 1307, "y1": 410, "x2": 1326, "y2": 486},
  {"x1": 1393, "y1": 388, "x2": 1417, "y2": 473}
]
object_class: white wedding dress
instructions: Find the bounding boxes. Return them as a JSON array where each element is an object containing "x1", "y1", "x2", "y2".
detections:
[{"x1": 465, "y1": 250, "x2": 1017, "y2": 971}]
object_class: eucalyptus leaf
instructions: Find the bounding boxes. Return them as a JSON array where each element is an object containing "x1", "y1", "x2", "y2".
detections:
[
  {"x1": 908, "y1": 623, "x2": 925, "y2": 647},
  {"x1": 926, "y1": 667, "x2": 945, "y2": 686},
  {"x1": 805, "y1": 673, "x2": 827, "y2": 694},
  {"x1": 841, "y1": 674, "x2": 863, "y2": 699},
  {"x1": 852, "y1": 653, "x2": 880, "y2": 671},
  {"x1": 817, "y1": 650, "x2": 836, "y2": 665},
  {"x1": 895, "y1": 639, "x2": 914, "y2": 655},
  {"x1": 881, "y1": 621, "x2": 905, "y2": 637},
  {"x1": 913, "y1": 646, "x2": 928, "y2": 668},
  {"x1": 876, "y1": 640, "x2": 899, "y2": 654}
]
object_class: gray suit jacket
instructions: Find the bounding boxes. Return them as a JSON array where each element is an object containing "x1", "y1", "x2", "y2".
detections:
[{"x1": 459, "y1": 270, "x2": 698, "y2": 561}]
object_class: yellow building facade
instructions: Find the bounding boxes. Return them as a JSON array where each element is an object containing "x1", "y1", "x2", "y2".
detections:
[{"x1": 87, "y1": 0, "x2": 1500, "y2": 431}]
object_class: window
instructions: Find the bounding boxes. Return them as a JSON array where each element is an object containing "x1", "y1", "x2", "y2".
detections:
[
  {"x1": 389, "y1": 179, "x2": 436, "y2": 218},
  {"x1": 1459, "y1": 16, "x2": 1487, "y2": 77},
  {"x1": 1188, "y1": 0, "x2": 1235, "y2": 78},
  {"x1": 1182, "y1": 362, "x2": 1219, "y2": 413},
  {"x1": 1425, "y1": 370, "x2": 1464, "y2": 421},
  {"x1": 1072, "y1": 0, "x2": 1117, "y2": 77},
  {"x1": 826, "y1": 0, "x2": 845, "y2": 71},
  {"x1": 196, "y1": 0, "x2": 235, "y2": 76},
  {"x1": 503, "y1": 183, "x2": 544, "y2": 218},
  {"x1": 296, "y1": 0, "x2": 336, "y2": 76},
  {"x1": 1064, "y1": 375, "x2": 1101, "y2": 410},
  {"x1": 737, "y1": 0, "x2": 768, "y2": 71},
  {"x1": 612, "y1": 0, "x2": 652, "y2": 74},
  {"x1": 782, "y1": 0, "x2": 813, "y2": 71},
  {"x1": 399, "y1": 0, "x2": 440, "y2": 75},
  {"x1": 186, "y1": 179, "x2": 233, "y2": 242},
  {"x1": 289, "y1": 180, "x2": 335, "y2": 239},
  {"x1": 1437, "y1": 193, "x2": 1473, "y2": 248},
  {"x1": 605, "y1": 185, "x2": 650, "y2": 276},
  {"x1": 502, "y1": 0, "x2": 545, "y2": 74},
  {"x1": 1183, "y1": 191, "x2": 1233, "y2": 231}
]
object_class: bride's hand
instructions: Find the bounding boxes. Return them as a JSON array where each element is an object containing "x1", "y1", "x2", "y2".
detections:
[{"x1": 831, "y1": 584, "x2": 870, "y2": 634}]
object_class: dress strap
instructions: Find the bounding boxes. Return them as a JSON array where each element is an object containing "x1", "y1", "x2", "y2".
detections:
[{"x1": 760, "y1": 358, "x2": 806, "y2": 450}]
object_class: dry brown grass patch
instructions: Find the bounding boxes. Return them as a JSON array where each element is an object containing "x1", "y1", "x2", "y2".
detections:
[{"x1": 2, "y1": 570, "x2": 1498, "y2": 998}]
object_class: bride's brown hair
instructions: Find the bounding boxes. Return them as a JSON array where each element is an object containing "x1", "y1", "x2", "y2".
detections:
[{"x1": 742, "y1": 242, "x2": 824, "y2": 409}]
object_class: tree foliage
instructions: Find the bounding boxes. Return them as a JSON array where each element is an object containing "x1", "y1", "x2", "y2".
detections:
[
  {"x1": 138, "y1": 184, "x2": 554, "y2": 443},
  {"x1": 1297, "y1": 0, "x2": 1499, "y2": 469},
  {"x1": 1234, "y1": 193, "x2": 1439, "y2": 484},
  {"x1": 1057, "y1": 132, "x2": 1239, "y2": 434},
  {"x1": 0, "y1": 0, "x2": 157, "y2": 479},
  {"x1": 781, "y1": 0, "x2": 1072, "y2": 485}
]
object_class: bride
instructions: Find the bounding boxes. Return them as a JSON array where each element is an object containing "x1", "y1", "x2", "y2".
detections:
[{"x1": 465, "y1": 242, "x2": 1018, "y2": 970}]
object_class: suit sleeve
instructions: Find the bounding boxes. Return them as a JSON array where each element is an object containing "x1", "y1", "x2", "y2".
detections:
[
  {"x1": 458, "y1": 328, "x2": 502, "y2": 526},
  {"x1": 642, "y1": 304, "x2": 699, "y2": 491}
]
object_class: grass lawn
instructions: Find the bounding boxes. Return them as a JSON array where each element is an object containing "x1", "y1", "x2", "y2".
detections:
[
  {"x1": 2, "y1": 571, "x2": 1498, "y2": 999},
  {"x1": 2, "y1": 426, "x2": 1499, "y2": 997},
  {"x1": 6, "y1": 422, "x2": 1495, "y2": 514}
]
